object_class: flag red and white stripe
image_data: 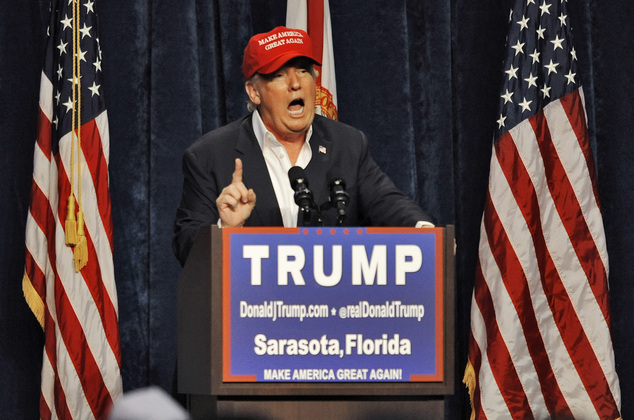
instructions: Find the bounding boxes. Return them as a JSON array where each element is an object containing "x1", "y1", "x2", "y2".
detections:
[
  {"x1": 286, "y1": 0, "x2": 338, "y2": 120},
  {"x1": 23, "y1": 0, "x2": 122, "y2": 418},
  {"x1": 465, "y1": 1, "x2": 621, "y2": 418}
]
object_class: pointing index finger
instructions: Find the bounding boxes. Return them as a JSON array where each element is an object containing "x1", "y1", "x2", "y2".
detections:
[{"x1": 232, "y1": 158, "x2": 243, "y2": 184}]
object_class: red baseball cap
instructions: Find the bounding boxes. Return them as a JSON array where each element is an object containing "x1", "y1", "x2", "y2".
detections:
[{"x1": 242, "y1": 26, "x2": 321, "y2": 80}]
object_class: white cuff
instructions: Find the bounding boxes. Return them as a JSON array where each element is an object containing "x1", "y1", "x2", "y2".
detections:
[{"x1": 415, "y1": 221, "x2": 435, "y2": 228}]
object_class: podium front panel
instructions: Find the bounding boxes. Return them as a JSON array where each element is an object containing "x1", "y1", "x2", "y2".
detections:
[{"x1": 178, "y1": 225, "x2": 454, "y2": 397}]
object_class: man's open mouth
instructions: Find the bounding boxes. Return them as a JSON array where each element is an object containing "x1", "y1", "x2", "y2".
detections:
[{"x1": 288, "y1": 98, "x2": 305, "y2": 115}]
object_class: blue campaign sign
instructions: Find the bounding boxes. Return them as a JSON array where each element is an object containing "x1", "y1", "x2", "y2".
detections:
[{"x1": 222, "y1": 227, "x2": 444, "y2": 383}]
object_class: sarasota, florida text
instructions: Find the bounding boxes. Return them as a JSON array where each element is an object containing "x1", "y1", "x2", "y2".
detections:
[{"x1": 254, "y1": 333, "x2": 411, "y2": 357}]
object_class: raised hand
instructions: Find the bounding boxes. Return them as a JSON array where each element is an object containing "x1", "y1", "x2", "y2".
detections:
[{"x1": 216, "y1": 158, "x2": 256, "y2": 227}]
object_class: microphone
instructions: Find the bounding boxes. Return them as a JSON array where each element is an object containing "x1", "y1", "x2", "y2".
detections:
[
  {"x1": 327, "y1": 168, "x2": 349, "y2": 226},
  {"x1": 288, "y1": 166, "x2": 317, "y2": 226}
]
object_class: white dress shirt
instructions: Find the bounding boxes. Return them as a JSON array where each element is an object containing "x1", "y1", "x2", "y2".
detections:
[{"x1": 252, "y1": 110, "x2": 313, "y2": 227}]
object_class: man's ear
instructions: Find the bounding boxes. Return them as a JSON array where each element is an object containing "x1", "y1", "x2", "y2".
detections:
[{"x1": 245, "y1": 81, "x2": 261, "y2": 105}]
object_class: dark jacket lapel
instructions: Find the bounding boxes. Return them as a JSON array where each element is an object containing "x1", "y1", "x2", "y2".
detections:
[
  {"x1": 304, "y1": 119, "x2": 332, "y2": 215},
  {"x1": 235, "y1": 117, "x2": 283, "y2": 226}
]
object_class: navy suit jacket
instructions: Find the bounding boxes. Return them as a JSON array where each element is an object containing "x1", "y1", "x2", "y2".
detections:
[{"x1": 173, "y1": 114, "x2": 433, "y2": 265}]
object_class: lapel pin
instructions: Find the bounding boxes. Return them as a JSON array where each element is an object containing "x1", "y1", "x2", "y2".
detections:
[{"x1": 319, "y1": 145, "x2": 327, "y2": 154}]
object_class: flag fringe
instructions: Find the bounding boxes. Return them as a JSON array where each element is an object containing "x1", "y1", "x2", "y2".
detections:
[
  {"x1": 462, "y1": 360, "x2": 622, "y2": 419},
  {"x1": 463, "y1": 360, "x2": 476, "y2": 420},
  {"x1": 22, "y1": 272, "x2": 45, "y2": 329}
]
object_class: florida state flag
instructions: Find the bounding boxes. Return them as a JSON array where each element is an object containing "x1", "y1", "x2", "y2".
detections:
[{"x1": 286, "y1": 0, "x2": 338, "y2": 120}]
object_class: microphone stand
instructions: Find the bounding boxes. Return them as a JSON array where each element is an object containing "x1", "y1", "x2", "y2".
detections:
[
  {"x1": 289, "y1": 166, "x2": 323, "y2": 227},
  {"x1": 300, "y1": 202, "x2": 323, "y2": 227}
]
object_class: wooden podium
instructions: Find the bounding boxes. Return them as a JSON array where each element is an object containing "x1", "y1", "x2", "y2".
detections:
[{"x1": 177, "y1": 226, "x2": 455, "y2": 420}]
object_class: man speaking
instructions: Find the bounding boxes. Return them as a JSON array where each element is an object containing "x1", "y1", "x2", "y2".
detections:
[{"x1": 173, "y1": 26, "x2": 433, "y2": 266}]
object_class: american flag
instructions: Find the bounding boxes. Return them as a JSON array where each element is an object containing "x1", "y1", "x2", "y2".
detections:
[
  {"x1": 22, "y1": 0, "x2": 122, "y2": 418},
  {"x1": 465, "y1": 0, "x2": 622, "y2": 418},
  {"x1": 286, "y1": 0, "x2": 338, "y2": 120}
]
